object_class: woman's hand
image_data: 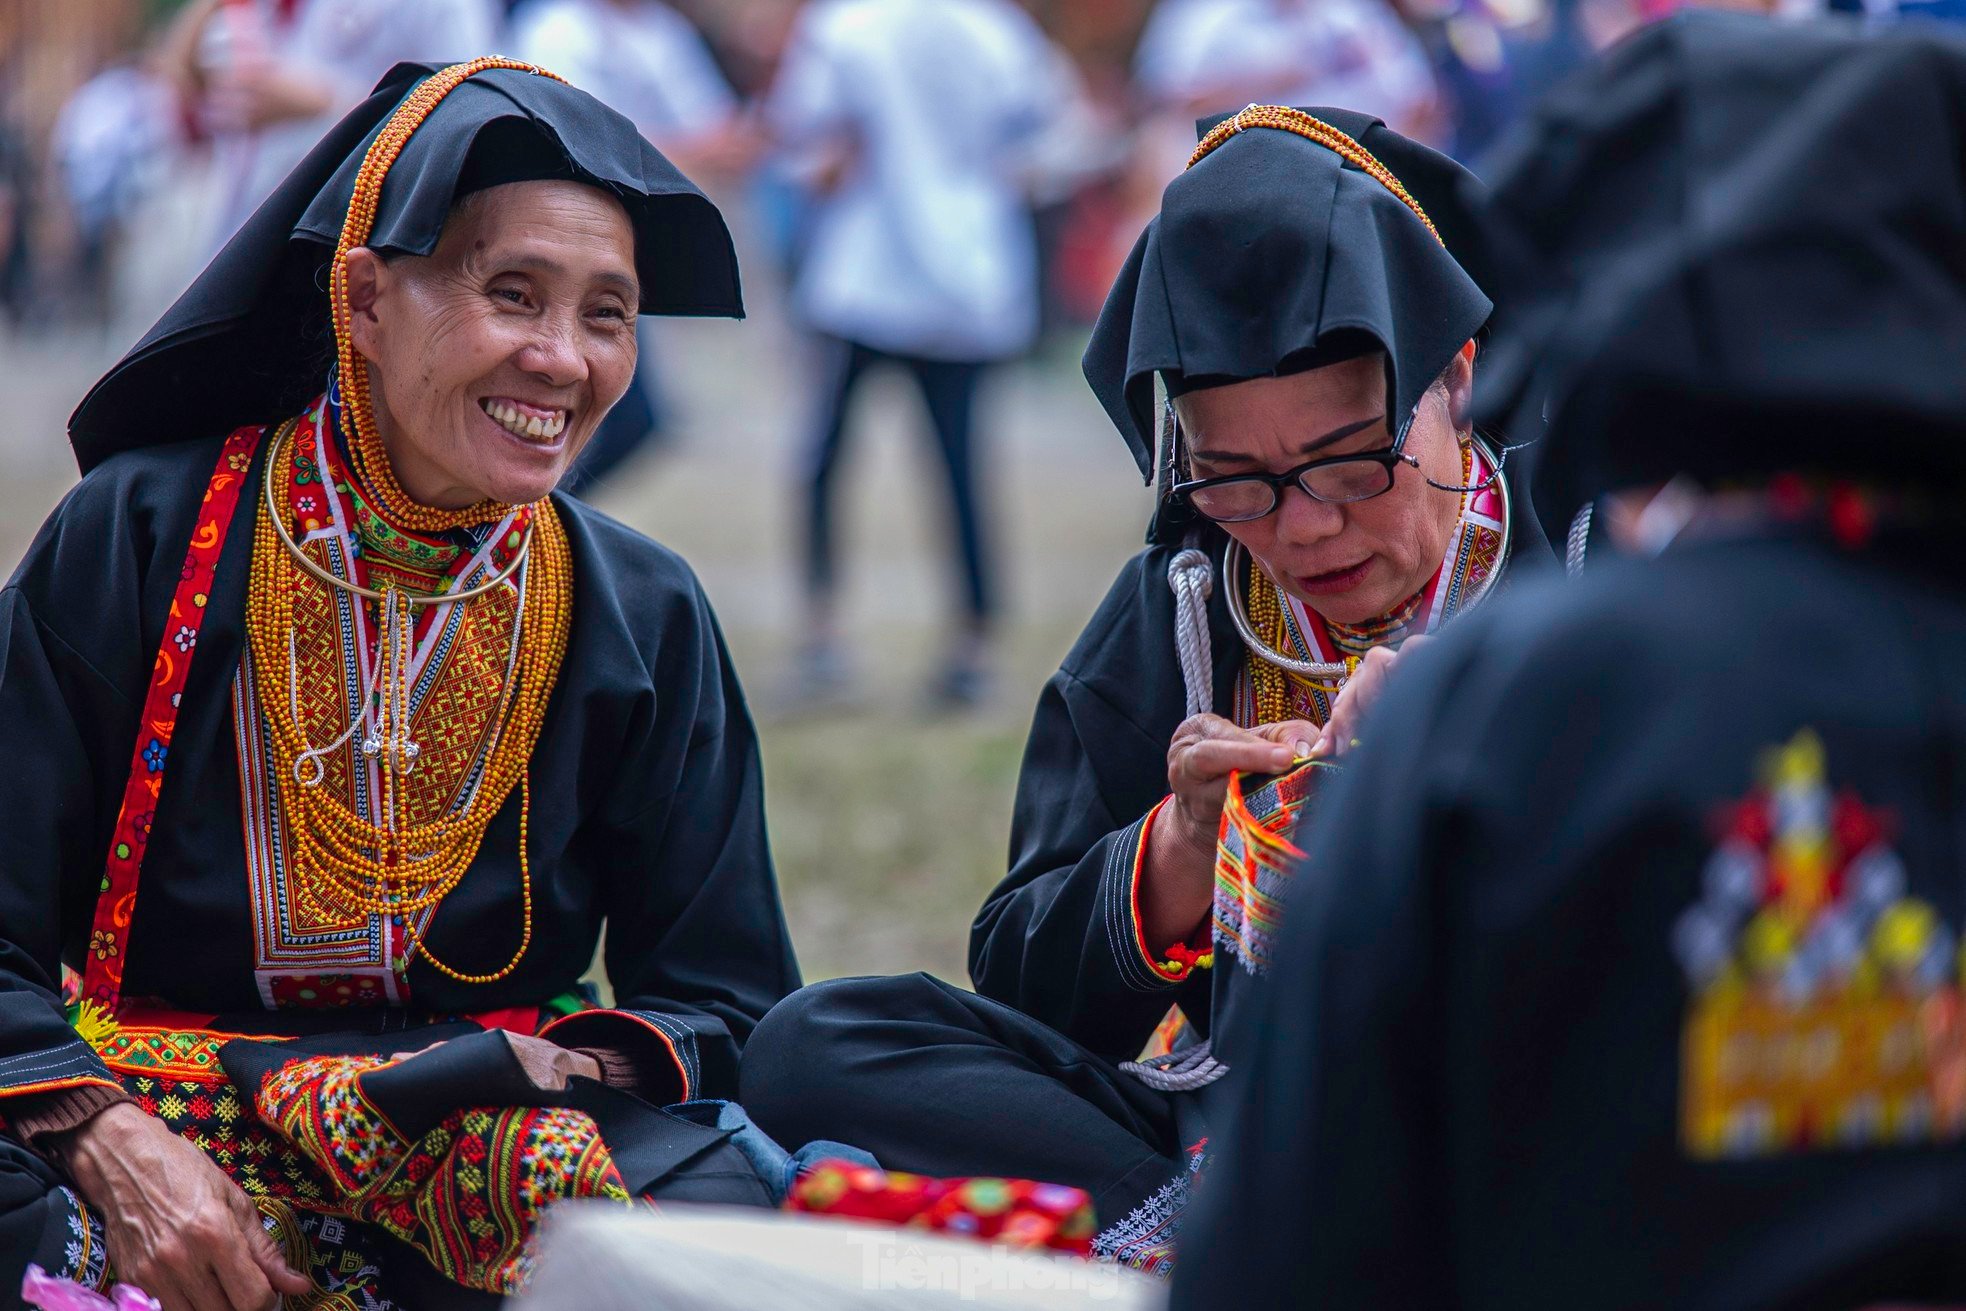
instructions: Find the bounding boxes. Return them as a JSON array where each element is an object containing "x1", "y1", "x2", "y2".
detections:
[
  {"x1": 59, "y1": 1102, "x2": 310, "y2": 1311},
  {"x1": 1141, "y1": 713, "x2": 1319, "y2": 949},
  {"x1": 389, "y1": 1033, "x2": 600, "y2": 1091},
  {"x1": 503, "y1": 1033, "x2": 601, "y2": 1091},
  {"x1": 1310, "y1": 635, "x2": 1432, "y2": 761}
]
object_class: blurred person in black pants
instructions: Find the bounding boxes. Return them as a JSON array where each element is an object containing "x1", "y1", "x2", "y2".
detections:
[{"x1": 766, "y1": 0, "x2": 1081, "y2": 709}]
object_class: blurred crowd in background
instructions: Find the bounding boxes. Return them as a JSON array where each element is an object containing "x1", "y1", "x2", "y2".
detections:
[
  {"x1": 4, "y1": 0, "x2": 1966, "y2": 987},
  {"x1": 19, "y1": 0, "x2": 1964, "y2": 349},
  {"x1": 15, "y1": 0, "x2": 1963, "y2": 702}
]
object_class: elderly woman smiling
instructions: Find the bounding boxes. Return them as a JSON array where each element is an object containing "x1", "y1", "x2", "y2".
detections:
[
  {"x1": 0, "y1": 62, "x2": 799, "y2": 1310},
  {"x1": 741, "y1": 106, "x2": 1552, "y2": 1273}
]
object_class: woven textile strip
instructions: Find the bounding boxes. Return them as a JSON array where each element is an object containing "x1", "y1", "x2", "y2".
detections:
[
  {"x1": 788, "y1": 1160, "x2": 1096, "y2": 1255},
  {"x1": 255, "y1": 1054, "x2": 630, "y2": 1293},
  {"x1": 82, "y1": 425, "x2": 264, "y2": 1008},
  {"x1": 1213, "y1": 761, "x2": 1324, "y2": 977}
]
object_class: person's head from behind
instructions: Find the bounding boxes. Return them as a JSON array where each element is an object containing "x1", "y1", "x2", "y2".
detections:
[
  {"x1": 1483, "y1": 14, "x2": 1966, "y2": 545},
  {"x1": 340, "y1": 178, "x2": 641, "y2": 509}
]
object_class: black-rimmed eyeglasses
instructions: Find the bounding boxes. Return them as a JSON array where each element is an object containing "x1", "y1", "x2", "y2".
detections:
[{"x1": 1171, "y1": 439, "x2": 1511, "y2": 524}]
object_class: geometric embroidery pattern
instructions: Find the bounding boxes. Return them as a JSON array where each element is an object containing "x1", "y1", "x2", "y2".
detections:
[
  {"x1": 1212, "y1": 761, "x2": 1325, "y2": 977},
  {"x1": 1677, "y1": 729, "x2": 1966, "y2": 1157},
  {"x1": 233, "y1": 392, "x2": 528, "y2": 1008},
  {"x1": 256, "y1": 1054, "x2": 630, "y2": 1293}
]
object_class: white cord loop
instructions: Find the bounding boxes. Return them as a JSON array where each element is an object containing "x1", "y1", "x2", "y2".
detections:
[
  {"x1": 1167, "y1": 545, "x2": 1216, "y2": 719},
  {"x1": 1565, "y1": 501, "x2": 1595, "y2": 579}
]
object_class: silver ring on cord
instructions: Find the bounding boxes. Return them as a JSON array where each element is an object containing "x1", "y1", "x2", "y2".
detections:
[
  {"x1": 1219, "y1": 436, "x2": 1514, "y2": 681},
  {"x1": 262, "y1": 420, "x2": 530, "y2": 605}
]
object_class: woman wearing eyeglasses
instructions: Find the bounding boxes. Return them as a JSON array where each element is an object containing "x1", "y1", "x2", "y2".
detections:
[{"x1": 740, "y1": 105, "x2": 1551, "y2": 1272}]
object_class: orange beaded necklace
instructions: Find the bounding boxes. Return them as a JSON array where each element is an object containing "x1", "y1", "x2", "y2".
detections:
[{"x1": 245, "y1": 60, "x2": 577, "y2": 985}]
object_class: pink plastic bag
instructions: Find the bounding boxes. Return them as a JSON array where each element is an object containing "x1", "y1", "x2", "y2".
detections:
[{"x1": 20, "y1": 1264, "x2": 159, "y2": 1311}]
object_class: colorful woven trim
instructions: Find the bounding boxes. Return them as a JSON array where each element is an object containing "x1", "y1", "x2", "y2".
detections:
[
  {"x1": 82, "y1": 425, "x2": 263, "y2": 1009},
  {"x1": 1213, "y1": 761, "x2": 1326, "y2": 977},
  {"x1": 1127, "y1": 797, "x2": 1216, "y2": 984},
  {"x1": 256, "y1": 1052, "x2": 631, "y2": 1293},
  {"x1": 1091, "y1": 1139, "x2": 1207, "y2": 1276},
  {"x1": 787, "y1": 1160, "x2": 1096, "y2": 1255},
  {"x1": 238, "y1": 390, "x2": 533, "y2": 1006}
]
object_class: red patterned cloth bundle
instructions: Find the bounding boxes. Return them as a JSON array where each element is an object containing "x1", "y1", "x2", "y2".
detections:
[{"x1": 787, "y1": 1160, "x2": 1097, "y2": 1255}]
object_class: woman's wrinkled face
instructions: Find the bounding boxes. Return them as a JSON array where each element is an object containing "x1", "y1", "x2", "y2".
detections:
[
  {"x1": 1174, "y1": 347, "x2": 1473, "y2": 626},
  {"x1": 343, "y1": 179, "x2": 640, "y2": 508}
]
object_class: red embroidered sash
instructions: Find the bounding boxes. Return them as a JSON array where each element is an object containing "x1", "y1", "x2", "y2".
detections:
[{"x1": 82, "y1": 425, "x2": 264, "y2": 1009}]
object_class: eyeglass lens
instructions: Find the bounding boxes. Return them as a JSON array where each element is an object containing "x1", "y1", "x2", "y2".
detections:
[{"x1": 1187, "y1": 459, "x2": 1397, "y2": 522}]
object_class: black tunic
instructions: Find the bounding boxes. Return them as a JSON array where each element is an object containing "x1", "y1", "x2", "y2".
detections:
[
  {"x1": 1174, "y1": 532, "x2": 1966, "y2": 1309},
  {"x1": 0, "y1": 431, "x2": 799, "y2": 1108}
]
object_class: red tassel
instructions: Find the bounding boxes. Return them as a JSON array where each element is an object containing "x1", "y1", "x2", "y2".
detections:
[{"x1": 1827, "y1": 482, "x2": 1874, "y2": 549}]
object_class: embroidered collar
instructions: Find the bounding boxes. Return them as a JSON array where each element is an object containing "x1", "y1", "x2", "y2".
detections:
[{"x1": 293, "y1": 381, "x2": 530, "y2": 596}]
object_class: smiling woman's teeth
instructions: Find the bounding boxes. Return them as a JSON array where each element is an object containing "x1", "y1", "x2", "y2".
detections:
[{"x1": 482, "y1": 400, "x2": 567, "y2": 443}]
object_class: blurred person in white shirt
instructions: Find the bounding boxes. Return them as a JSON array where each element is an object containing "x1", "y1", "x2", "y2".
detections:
[
  {"x1": 160, "y1": 0, "x2": 500, "y2": 249},
  {"x1": 1134, "y1": 0, "x2": 1440, "y2": 141},
  {"x1": 513, "y1": 0, "x2": 755, "y2": 492},
  {"x1": 511, "y1": 0, "x2": 754, "y2": 176},
  {"x1": 767, "y1": 0, "x2": 1081, "y2": 709}
]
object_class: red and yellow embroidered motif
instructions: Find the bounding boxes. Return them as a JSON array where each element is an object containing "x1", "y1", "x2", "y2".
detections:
[
  {"x1": 257, "y1": 1054, "x2": 630, "y2": 1293},
  {"x1": 1678, "y1": 729, "x2": 1966, "y2": 1157},
  {"x1": 83, "y1": 426, "x2": 262, "y2": 1009},
  {"x1": 1213, "y1": 760, "x2": 1326, "y2": 976},
  {"x1": 788, "y1": 1160, "x2": 1096, "y2": 1256},
  {"x1": 237, "y1": 394, "x2": 568, "y2": 1002}
]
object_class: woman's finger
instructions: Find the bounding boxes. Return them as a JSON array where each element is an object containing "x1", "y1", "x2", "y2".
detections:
[
  {"x1": 1178, "y1": 736, "x2": 1299, "y2": 784},
  {"x1": 234, "y1": 1187, "x2": 311, "y2": 1296},
  {"x1": 207, "y1": 1240, "x2": 276, "y2": 1311},
  {"x1": 165, "y1": 1257, "x2": 235, "y2": 1311},
  {"x1": 1250, "y1": 719, "x2": 1320, "y2": 757}
]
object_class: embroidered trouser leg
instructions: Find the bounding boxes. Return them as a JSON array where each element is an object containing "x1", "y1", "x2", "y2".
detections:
[
  {"x1": 0, "y1": 1133, "x2": 108, "y2": 1291},
  {"x1": 738, "y1": 972, "x2": 1188, "y2": 1228}
]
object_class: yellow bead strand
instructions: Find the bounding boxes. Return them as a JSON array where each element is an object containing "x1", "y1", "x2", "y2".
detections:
[{"x1": 246, "y1": 418, "x2": 573, "y2": 984}]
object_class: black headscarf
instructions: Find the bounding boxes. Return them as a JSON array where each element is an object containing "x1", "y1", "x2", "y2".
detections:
[
  {"x1": 1474, "y1": 12, "x2": 1966, "y2": 532},
  {"x1": 1082, "y1": 107, "x2": 1493, "y2": 527},
  {"x1": 68, "y1": 61, "x2": 743, "y2": 474}
]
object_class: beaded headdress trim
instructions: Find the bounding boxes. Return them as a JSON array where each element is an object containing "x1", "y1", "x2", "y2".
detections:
[
  {"x1": 1186, "y1": 104, "x2": 1442, "y2": 246},
  {"x1": 328, "y1": 57, "x2": 569, "y2": 533}
]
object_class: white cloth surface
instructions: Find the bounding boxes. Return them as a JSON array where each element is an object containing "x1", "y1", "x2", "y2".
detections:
[
  {"x1": 767, "y1": 0, "x2": 1077, "y2": 361},
  {"x1": 515, "y1": 1204, "x2": 1169, "y2": 1310}
]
